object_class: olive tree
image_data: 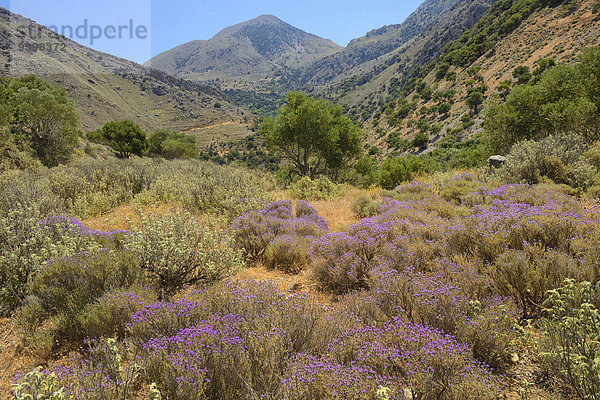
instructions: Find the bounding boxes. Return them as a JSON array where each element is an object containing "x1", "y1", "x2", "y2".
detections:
[{"x1": 261, "y1": 92, "x2": 362, "y2": 180}]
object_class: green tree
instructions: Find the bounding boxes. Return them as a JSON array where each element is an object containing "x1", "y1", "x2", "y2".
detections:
[
  {"x1": 438, "y1": 103, "x2": 452, "y2": 115},
  {"x1": 148, "y1": 129, "x2": 197, "y2": 159},
  {"x1": 8, "y1": 75, "x2": 80, "y2": 167},
  {"x1": 99, "y1": 120, "x2": 147, "y2": 159},
  {"x1": 261, "y1": 92, "x2": 362, "y2": 179},
  {"x1": 496, "y1": 80, "x2": 512, "y2": 100},
  {"x1": 436, "y1": 62, "x2": 451, "y2": 80},
  {"x1": 513, "y1": 65, "x2": 531, "y2": 85},
  {"x1": 378, "y1": 156, "x2": 427, "y2": 189},
  {"x1": 466, "y1": 91, "x2": 484, "y2": 114},
  {"x1": 413, "y1": 132, "x2": 430, "y2": 148}
]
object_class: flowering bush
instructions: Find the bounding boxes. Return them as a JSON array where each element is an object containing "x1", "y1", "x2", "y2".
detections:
[
  {"x1": 229, "y1": 200, "x2": 328, "y2": 271},
  {"x1": 26, "y1": 248, "x2": 140, "y2": 343},
  {"x1": 0, "y1": 211, "x2": 120, "y2": 314},
  {"x1": 325, "y1": 317, "x2": 504, "y2": 399},
  {"x1": 77, "y1": 286, "x2": 157, "y2": 340},
  {"x1": 264, "y1": 234, "x2": 312, "y2": 273}
]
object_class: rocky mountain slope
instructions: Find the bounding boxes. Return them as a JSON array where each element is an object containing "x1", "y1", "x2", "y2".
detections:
[
  {"x1": 0, "y1": 7, "x2": 245, "y2": 132},
  {"x1": 358, "y1": 0, "x2": 600, "y2": 153}
]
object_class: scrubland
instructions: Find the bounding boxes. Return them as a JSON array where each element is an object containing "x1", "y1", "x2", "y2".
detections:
[{"x1": 2, "y1": 156, "x2": 600, "y2": 399}]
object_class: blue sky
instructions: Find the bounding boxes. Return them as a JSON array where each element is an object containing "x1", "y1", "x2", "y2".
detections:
[{"x1": 2, "y1": 0, "x2": 423, "y2": 64}]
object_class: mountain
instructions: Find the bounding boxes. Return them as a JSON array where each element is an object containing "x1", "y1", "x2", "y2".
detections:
[
  {"x1": 147, "y1": 3, "x2": 498, "y2": 115},
  {"x1": 146, "y1": 15, "x2": 342, "y2": 93},
  {"x1": 303, "y1": 0, "x2": 497, "y2": 104},
  {"x1": 0, "y1": 8, "x2": 245, "y2": 132}
]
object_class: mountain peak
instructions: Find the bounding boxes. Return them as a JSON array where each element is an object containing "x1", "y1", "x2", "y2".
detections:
[
  {"x1": 213, "y1": 14, "x2": 291, "y2": 39},
  {"x1": 148, "y1": 16, "x2": 341, "y2": 81},
  {"x1": 252, "y1": 14, "x2": 283, "y2": 23}
]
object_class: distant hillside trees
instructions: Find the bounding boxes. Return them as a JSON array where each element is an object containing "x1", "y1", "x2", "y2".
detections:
[
  {"x1": 0, "y1": 75, "x2": 80, "y2": 168},
  {"x1": 486, "y1": 46, "x2": 600, "y2": 152},
  {"x1": 261, "y1": 92, "x2": 362, "y2": 180},
  {"x1": 441, "y1": 0, "x2": 563, "y2": 67},
  {"x1": 466, "y1": 91, "x2": 484, "y2": 114}
]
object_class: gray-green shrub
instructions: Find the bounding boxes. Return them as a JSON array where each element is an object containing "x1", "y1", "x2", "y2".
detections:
[
  {"x1": 289, "y1": 176, "x2": 340, "y2": 200},
  {"x1": 540, "y1": 279, "x2": 600, "y2": 399},
  {"x1": 26, "y1": 248, "x2": 140, "y2": 342},
  {"x1": 0, "y1": 211, "x2": 102, "y2": 315},
  {"x1": 491, "y1": 133, "x2": 598, "y2": 189},
  {"x1": 126, "y1": 212, "x2": 244, "y2": 299}
]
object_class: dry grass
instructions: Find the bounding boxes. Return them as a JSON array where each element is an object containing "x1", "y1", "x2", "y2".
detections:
[
  {"x1": 0, "y1": 318, "x2": 39, "y2": 396},
  {"x1": 273, "y1": 187, "x2": 379, "y2": 232},
  {"x1": 184, "y1": 122, "x2": 253, "y2": 149},
  {"x1": 82, "y1": 203, "x2": 191, "y2": 232}
]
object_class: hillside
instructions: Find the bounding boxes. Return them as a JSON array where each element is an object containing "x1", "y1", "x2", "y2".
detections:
[
  {"x1": 146, "y1": 2, "x2": 497, "y2": 115},
  {"x1": 0, "y1": 8, "x2": 245, "y2": 132},
  {"x1": 347, "y1": 0, "x2": 600, "y2": 152},
  {"x1": 299, "y1": 0, "x2": 475, "y2": 87},
  {"x1": 305, "y1": 0, "x2": 497, "y2": 105},
  {"x1": 146, "y1": 15, "x2": 342, "y2": 113}
]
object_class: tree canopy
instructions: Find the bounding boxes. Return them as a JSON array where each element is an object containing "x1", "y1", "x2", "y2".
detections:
[
  {"x1": 96, "y1": 120, "x2": 147, "y2": 159},
  {"x1": 148, "y1": 129, "x2": 198, "y2": 160},
  {"x1": 0, "y1": 75, "x2": 80, "y2": 167},
  {"x1": 261, "y1": 92, "x2": 362, "y2": 180}
]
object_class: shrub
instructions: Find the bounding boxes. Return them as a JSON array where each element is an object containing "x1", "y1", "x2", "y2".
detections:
[
  {"x1": 351, "y1": 195, "x2": 379, "y2": 218},
  {"x1": 540, "y1": 279, "x2": 600, "y2": 399},
  {"x1": 439, "y1": 175, "x2": 484, "y2": 204},
  {"x1": 77, "y1": 286, "x2": 157, "y2": 340},
  {"x1": 491, "y1": 133, "x2": 597, "y2": 188},
  {"x1": 10, "y1": 367, "x2": 68, "y2": 400},
  {"x1": 47, "y1": 158, "x2": 155, "y2": 216},
  {"x1": 126, "y1": 212, "x2": 244, "y2": 299},
  {"x1": 280, "y1": 355, "x2": 387, "y2": 399},
  {"x1": 229, "y1": 200, "x2": 328, "y2": 264},
  {"x1": 413, "y1": 131, "x2": 429, "y2": 148},
  {"x1": 447, "y1": 187, "x2": 591, "y2": 263},
  {"x1": 26, "y1": 339, "x2": 142, "y2": 399},
  {"x1": 311, "y1": 219, "x2": 396, "y2": 294},
  {"x1": 26, "y1": 248, "x2": 140, "y2": 342},
  {"x1": 145, "y1": 159, "x2": 273, "y2": 217},
  {"x1": 264, "y1": 234, "x2": 312, "y2": 273},
  {"x1": 492, "y1": 245, "x2": 592, "y2": 319},
  {"x1": 0, "y1": 212, "x2": 109, "y2": 315},
  {"x1": 289, "y1": 176, "x2": 340, "y2": 200},
  {"x1": 129, "y1": 280, "x2": 322, "y2": 399},
  {"x1": 2, "y1": 158, "x2": 274, "y2": 219},
  {"x1": 0, "y1": 170, "x2": 63, "y2": 217},
  {"x1": 325, "y1": 317, "x2": 503, "y2": 399},
  {"x1": 367, "y1": 262, "x2": 518, "y2": 370}
]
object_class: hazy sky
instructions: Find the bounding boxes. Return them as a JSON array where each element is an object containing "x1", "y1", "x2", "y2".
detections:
[{"x1": 2, "y1": 0, "x2": 423, "y2": 64}]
